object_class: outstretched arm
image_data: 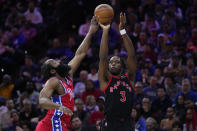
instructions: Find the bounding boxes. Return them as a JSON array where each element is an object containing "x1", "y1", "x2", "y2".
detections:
[
  {"x1": 119, "y1": 13, "x2": 136, "y2": 81},
  {"x1": 98, "y1": 24, "x2": 111, "y2": 91},
  {"x1": 68, "y1": 16, "x2": 99, "y2": 77}
]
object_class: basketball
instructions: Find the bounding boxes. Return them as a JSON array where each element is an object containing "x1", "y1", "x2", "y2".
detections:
[{"x1": 94, "y1": 4, "x2": 114, "y2": 24}]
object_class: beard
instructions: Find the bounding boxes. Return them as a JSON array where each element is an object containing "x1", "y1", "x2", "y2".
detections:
[{"x1": 55, "y1": 61, "x2": 71, "y2": 78}]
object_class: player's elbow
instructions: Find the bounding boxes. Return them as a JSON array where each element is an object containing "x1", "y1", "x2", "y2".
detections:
[{"x1": 39, "y1": 97, "x2": 46, "y2": 108}]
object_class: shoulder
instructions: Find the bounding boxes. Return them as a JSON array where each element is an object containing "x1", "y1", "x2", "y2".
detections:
[{"x1": 44, "y1": 77, "x2": 60, "y2": 88}]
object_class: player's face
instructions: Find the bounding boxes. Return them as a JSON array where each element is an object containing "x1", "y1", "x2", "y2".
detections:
[
  {"x1": 49, "y1": 59, "x2": 71, "y2": 78},
  {"x1": 109, "y1": 56, "x2": 122, "y2": 75}
]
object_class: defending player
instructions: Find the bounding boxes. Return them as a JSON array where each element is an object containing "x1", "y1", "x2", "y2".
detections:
[{"x1": 36, "y1": 16, "x2": 98, "y2": 131}]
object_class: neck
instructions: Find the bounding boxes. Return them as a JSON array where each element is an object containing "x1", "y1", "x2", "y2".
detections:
[
  {"x1": 75, "y1": 127, "x2": 82, "y2": 131},
  {"x1": 111, "y1": 73, "x2": 121, "y2": 77},
  {"x1": 160, "y1": 96, "x2": 165, "y2": 101}
]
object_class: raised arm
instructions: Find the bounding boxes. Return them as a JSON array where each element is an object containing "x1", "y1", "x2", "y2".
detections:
[
  {"x1": 98, "y1": 24, "x2": 111, "y2": 91},
  {"x1": 68, "y1": 16, "x2": 99, "y2": 77},
  {"x1": 119, "y1": 13, "x2": 136, "y2": 81}
]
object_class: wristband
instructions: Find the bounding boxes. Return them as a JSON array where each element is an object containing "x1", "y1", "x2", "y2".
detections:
[{"x1": 120, "y1": 29, "x2": 126, "y2": 35}]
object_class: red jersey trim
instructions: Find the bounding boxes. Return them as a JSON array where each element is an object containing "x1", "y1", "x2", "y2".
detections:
[
  {"x1": 102, "y1": 75, "x2": 113, "y2": 93},
  {"x1": 124, "y1": 73, "x2": 135, "y2": 91},
  {"x1": 46, "y1": 77, "x2": 58, "y2": 82},
  {"x1": 111, "y1": 75, "x2": 120, "y2": 79}
]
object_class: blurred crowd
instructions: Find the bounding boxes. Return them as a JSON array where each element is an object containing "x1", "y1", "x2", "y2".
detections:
[{"x1": 0, "y1": 0, "x2": 197, "y2": 131}]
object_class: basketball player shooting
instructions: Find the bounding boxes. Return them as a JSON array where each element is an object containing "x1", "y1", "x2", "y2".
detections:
[
  {"x1": 35, "y1": 16, "x2": 99, "y2": 131},
  {"x1": 98, "y1": 13, "x2": 136, "y2": 131}
]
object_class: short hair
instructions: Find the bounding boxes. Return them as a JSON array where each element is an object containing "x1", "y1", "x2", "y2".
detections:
[
  {"x1": 146, "y1": 117, "x2": 157, "y2": 127},
  {"x1": 70, "y1": 114, "x2": 81, "y2": 122},
  {"x1": 23, "y1": 98, "x2": 32, "y2": 105},
  {"x1": 41, "y1": 61, "x2": 54, "y2": 80},
  {"x1": 172, "y1": 121, "x2": 183, "y2": 129},
  {"x1": 157, "y1": 85, "x2": 166, "y2": 92},
  {"x1": 182, "y1": 78, "x2": 191, "y2": 87}
]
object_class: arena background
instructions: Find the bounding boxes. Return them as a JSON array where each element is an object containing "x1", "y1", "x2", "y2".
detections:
[{"x1": 0, "y1": 0, "x2": 197, "y2": 130}]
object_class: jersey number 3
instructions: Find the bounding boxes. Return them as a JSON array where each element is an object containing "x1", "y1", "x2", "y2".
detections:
[{"x1": 120, "y1": 91, "x2": 126, "y2": 102}]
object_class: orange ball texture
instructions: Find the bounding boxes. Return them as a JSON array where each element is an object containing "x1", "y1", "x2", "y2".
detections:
[{"x1": 94, "y1": 4, "x2": 114, "y2": 24}]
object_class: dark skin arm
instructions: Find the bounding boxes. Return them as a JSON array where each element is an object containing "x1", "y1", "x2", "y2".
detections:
[
  {"x1": 39, "y1": 78, "x2": 73, "y2": 116},
  {"x1": 119, "y1": 13, "x2": 136, "y2": 81},
  {"x1": 98, "y1": 24, "x2": 111, "y2": 91},
  {"x1": 68, "y1": 16, "x2": 99, "y2": 77}
]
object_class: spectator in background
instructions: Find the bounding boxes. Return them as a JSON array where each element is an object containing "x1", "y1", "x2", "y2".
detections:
[
  {"x1": 172, "y1": 121, "x2": 183, "y2": 131},
  {"x1": 153, "y1": 68, "x2": 164, "y2": 85},
  {"x1": 19, "y1": 98, "x2": 39, "y2": 122},
  {"x1": 20, "y1": 81, "x2": 39, "y2": 105},
  {"x1": 146, "y1": 117, "x2": 158, "y2": 131},
  {"x1": 164, "y1": 76, "x2": 181, "y2": 100},
  {"x1": 74, "y1": 70, "x2": 88, "y2": 98},
  {"x1": 154, "y1": 4, "x2": 163, "y2": 24},
  {"x1": 0, "y1": 99, "x2": 14, "y2": 130},
  {"x1": 142, "y1": 13, "x2": 160, "y2": 32},
  {"x1": 175, "y1": 67, "x2": 187, "y2": 86},
  {"x1": 88, "y1": 64, "x2": 98, "y2": 83},
  {"x1": 78, "y1": 16, "x2": 91, "y2": 37},
  {"x1": 74, "y1": 98, "x2": 87, "y2": 122},
  {"x1": 186, "y1": 57, "x2": 195, "y2": 77},
  {"x1": 46, "y1": 38, "x2": 65, "y2": 59},
  {"x1": 174, "y1": 95, "x2": 186, "y2": 123},
  {"x1": 8, "y1": 110, "x2": 22, "y2": 131},
  {"x1": 64, "y1": 35, "x2": 76, "y2": 59},
  {"x1": 5, "y1": 6, "x2": 21, "y2": 28},
  {"x1": 183, "y1": 108, "x2": 197, "y2": 131},
  {"x1": 142, "y1": 97, "x2": 152, "y2": 119},
  {"x1": 191, "y1": 72, "x2": 197, "y2": 93},
  {"x1": 19, "y1": 21, "x2": 37, "y2": 41},
  {"x1": 0, "y1": 74, "x2": 14, "y2": 99},
  {"x1": 152, "y1": 86, "x2": 172, "y2": 121},
  {"x1": 168, "y1": 55, "x2": 182, "y2": 74},
  {"x1": 11, "y1": 71, "x2": 31, "y2": 100},
  {"x1": 24, "y1": 1, "x2": 43, "y2": 25},
  {"x1": 147, "y1": 28, "x2": 157, "y2": 45},
  {"x1": 131, "y1": 107, "x2": 146, "y2": 131},
  {"x1": 166, "y1": 1, "x2": 183, "y2": 21},
  {"x1": 173, "y1": 79, "x2": 197, "y2": 106},
  {"x1": 70, "y1": 115, "x2": 86, "y2": 131},
  {"x1": 144, "y1": 76, "x2": 158, "y2": 102},
  {"x1": 143, "y1": 44, "x2": 157, "y2": 64},
  {"x1": 186, "y1": 28, "x2": 197, "y2": 51},
  {"x1": 19, "y1": 55, "x2": 38, "y2": 77},
  {"x1": 133, "y1": 81, "x2": 145, "y2": 107},
  {"x1": 136, "y1": 32, "x2": 147, "y2": 52},
  {"x1": 20, "y1": 121, "x2": 32, "y2": 131},
  {"x1": 10, "y1": 27, "x2": 26, "y2": 48},
  {"x1": 129, "y1": 23, "x2": 141, "y2": 46},
  {"x1": 155, "y1": 33, "x2": 166, "y2": 56},
  {"x1": 84, "y1": 95, "x2": 98, "y2": 114},
  {"x1": 81, "y1": 80, "x2": 101, "y2": 103},
  {"x1": 144, "y1": 58, "x2": 156, "y2": 76},
  {"x1": 160, "y1": 107, "x2": 179, "y2": 131},
  {"x1": 89, "y1": 96, "x2": 105, "y2": 124}
]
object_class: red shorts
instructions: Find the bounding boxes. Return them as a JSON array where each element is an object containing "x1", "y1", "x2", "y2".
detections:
[{"x1": 36, "y1": 117, "x2": 68, "y2": 131}]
